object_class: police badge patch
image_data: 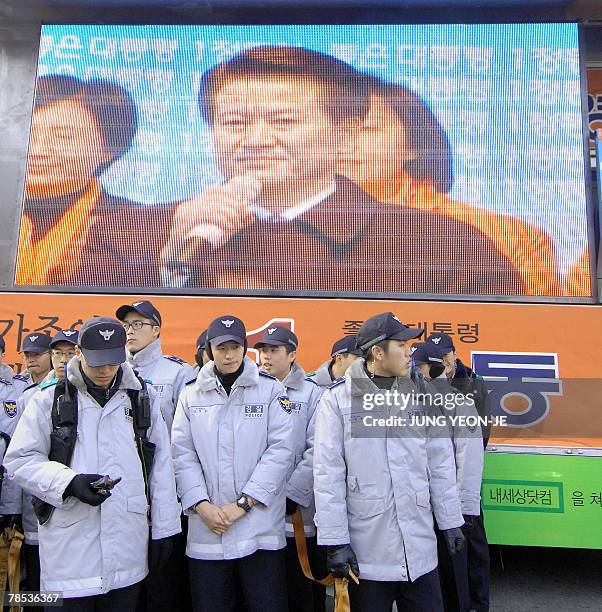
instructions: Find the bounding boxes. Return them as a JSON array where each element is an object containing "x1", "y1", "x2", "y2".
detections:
[
  {"x1": 278, "y1": 396, "x2": 292, "y2": 414},
  {"x1": 4, "y1": 401, "x2": 17, "y2": 418}
]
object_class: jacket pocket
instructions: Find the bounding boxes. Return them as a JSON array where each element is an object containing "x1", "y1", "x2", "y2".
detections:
[
  {"x1": 415, "y1": 488, "x2": 431, "y2": 509},
  {"x1": 52, "y1": 501, "x2": 90, "y2": 527},
  {"x1": 347, "y1": 496, "x2": 385, "y2": 519},
  {"x1": 127, "y1": 495, "x2": 149, "y2": 515}
]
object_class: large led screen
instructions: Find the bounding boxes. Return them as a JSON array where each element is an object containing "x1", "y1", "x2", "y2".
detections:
[{"x1": 17, "y1": 24, "x2": 591, "y2": 297}]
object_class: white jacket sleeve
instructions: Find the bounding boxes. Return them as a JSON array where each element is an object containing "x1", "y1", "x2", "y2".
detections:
[
  {"x1": 425, "y1": 432, "x2": 464, "y2": 530},
  {"x1": 313, "y1": 390, "x2": 350, "y2": 546},
  {"x1": 0, "y1": 393, "x2": 28, "y2": 515},
  {"x1": 171, "y1": 388, "x2": 211, "y2": 514},
  {"x1": 242, "y1": 384, "x2": 295, "y2": 508},
  {"x1": 452, "y1": 400, "x2": 484, "y2": 516},
  {"x1": 287, "y1": 385, "x2": 322, "y2": 507},
  {"x1": 147, "y1": 388, "x2": 181, "y2": 539},
  {"x1": 4, "y1": 391, "x2": 75, "y2": 509}
]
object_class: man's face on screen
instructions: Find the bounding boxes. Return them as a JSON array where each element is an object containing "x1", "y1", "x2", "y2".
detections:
[
  {"x1": 211, "y1": 76, "x2": 344, "y2": 196},
  {"x1": 26, "y1": 99, "x2": 110, "y2": 197}
]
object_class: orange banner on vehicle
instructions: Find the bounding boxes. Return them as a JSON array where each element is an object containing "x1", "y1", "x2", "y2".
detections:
[{"x1": 0, "y1": 292, "x2": 600, "y2": 448}]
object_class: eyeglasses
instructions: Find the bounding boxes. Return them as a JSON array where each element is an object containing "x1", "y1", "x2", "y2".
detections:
[
  {"x1": 122, "y1": 321, "x2": 157, "y2": 331},
  {"x1": 51, "y1": 350, "x2": 76, "y2": 360}
]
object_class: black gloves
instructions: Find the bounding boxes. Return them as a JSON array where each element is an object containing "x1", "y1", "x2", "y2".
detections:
[
  {"x1": 149, "y1": 536, "x2": 174, "y2": 571},
  {"x1": 327, "y1": 544, "x2": 360, "y2": 579},
  {"x1": 0, "y1": 514, "x2": 21, "y2": 531},
  {"x1": 442, "y1": 527, "x2": 465, "y2": 555},
  {"x1": 64, "y1": 474, "x2": 110, "y2": 507},
  {"x1": 285, "y1": 498, "x2": 299, "y2": 515},
  {"x1": 462, "y1": 514, "x2": 476, "y2": 531}
]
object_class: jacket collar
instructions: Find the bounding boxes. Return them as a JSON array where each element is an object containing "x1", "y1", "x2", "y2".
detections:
[
  {"x1": 345, "y1": 358, "x2": 414, "y2": 396},
  {"x1": 196, "y1": 356, "x2": 259, "y2": 393},
  {"x1": 281, "y1": 362, "x2": 306, "y2": 391},
  {"x1": 0, "y1": 364, "x2": 14, "y2": 384},
  {"x1": 293, "y1": 176, "x2": 379, "y2": 250},
  {"x1": 67, "y1": 358, "x2": 142, "y2": 394},
  {"x1": 313, "y1": 362, "x2": 333, "y2": 387},
  {"x1": 128, "y1": 339, "x2": 162, "y2": 369}
]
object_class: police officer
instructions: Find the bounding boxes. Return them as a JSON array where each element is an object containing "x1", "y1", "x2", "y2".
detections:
[
  {"x1": 308, "y1": 336, "x2": 362, "y2": 389},
  {"x1": 115, "y1": 300, "x2": 194, "y2": 612},
  {"x1": 20, "y1": 329, "x2": 80, "y2": 602},
  {"x1": 20, "y1": 332, "x2": 53, "y2": 387},
  {"x1": 313, "y1": 312, "x2": 465, "y2": 612},
  {"x1": 49, "y1": 329, "x2": 79, "y2": 380},
  {"x1": 5, "y1": 317, "x2": 181, "y2": 611},
  {"x1": 255, "y1": 326, "x2": 326, "y2": 612},
  {"x1": 0, "y1": 335, "x2": 29, "y2": 562},
  {"x1": 193, "y1": 330, "x2": 209, "y2": 373},
  {"x1": 413, "y1": 341, "x2": 485, "y2": 612},
  {"x1": 426, "y1": 333, "x2": 490, "y2": 612},
  {"x1": 116, "y1": 300, "x2": 195, "y2": 434},
  {"x1": 171, "y1": 315, "x2": 294, "y2": 612}
]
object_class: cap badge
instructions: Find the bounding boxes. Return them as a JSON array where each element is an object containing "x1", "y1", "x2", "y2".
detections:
[
  {"x1": 431, "y1": 337, "x2": 441, "y2": 345},
  {"x1": 133, "y1": 301, "x2": 144, "y2": 306},
  {"x1": 267, "y1": 328, "x2": 277, "y2": 334},
  {"x1": 221, "y1": 319, "x2": 235, "y2": 328},
  {"x1": 63, "y1": 330, "x2": 76, "y2": 337},
  {"x1": 410, "y1": 346, "x2": 417, "y2": 354},
  {"x1": 99, "y1": 329, "x2": 115, "y2": 341},
  {"x1": 29, "y1": 335, "x2": 38, "y2": 342},
  {"x1": 392, "y1": 315, "x2": 401, "y2": 322}
]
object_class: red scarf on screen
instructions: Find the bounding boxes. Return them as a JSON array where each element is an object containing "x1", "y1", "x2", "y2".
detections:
[{"x1": 16, "y1": 179, "x2": 101, "y2": 285}]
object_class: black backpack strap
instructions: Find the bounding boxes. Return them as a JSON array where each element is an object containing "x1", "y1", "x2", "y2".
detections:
[
  {"x1": 34, "y1": 379, "x2": 79, "y2": 526},
  {"x1": 127, "y1": 377, "x2": 156, "y2": 522}
]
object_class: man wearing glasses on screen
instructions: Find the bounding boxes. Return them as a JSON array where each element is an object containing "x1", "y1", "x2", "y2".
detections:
[{"x1": 160, "y1": 45, "x2": 524, "y2": 296}]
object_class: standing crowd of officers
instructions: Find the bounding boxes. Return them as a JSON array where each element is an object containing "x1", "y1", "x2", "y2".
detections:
[{"x1": 0, "y1": 301, "x2": 491, "y2": 612}]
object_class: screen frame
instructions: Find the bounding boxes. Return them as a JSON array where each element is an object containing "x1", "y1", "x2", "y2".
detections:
[{"x1": 8, "y1": 20, "x2": 598, "y2": 306}]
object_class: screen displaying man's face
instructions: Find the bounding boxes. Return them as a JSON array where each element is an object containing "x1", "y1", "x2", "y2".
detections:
[
  {"x1": 15, "y1": 23, "x2": 592, "y2": 299},
  {"x1": 26, "y1": 99, "x2": 108, "y2": 197},
  {"x1": 211, "y1": 76, "x2": 344, "y2": 194}
]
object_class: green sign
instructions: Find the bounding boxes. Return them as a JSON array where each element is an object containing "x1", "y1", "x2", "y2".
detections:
[{"x1": 482, "y1": 452, "x2": 602, "y2": 549}]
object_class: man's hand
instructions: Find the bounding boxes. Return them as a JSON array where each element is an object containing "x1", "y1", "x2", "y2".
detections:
[
  {"x1": 326, "y1": 544, "x2": 360, "y2": 580},
  {"x1": 63, "y1": 474, "x2": 111, "y2": 507},
  {"x1": 162, "y1": 176, "x2": 262, "y2": 263},
  {"x1": 195, "y1": 501, "x2": 231, "y2": 535},
  {"x1": 442, "y1": 527, "x2": 465, "y2": 555},
  {"x1": 221, "y1": 502, "x2": 247, "y2": 524}
]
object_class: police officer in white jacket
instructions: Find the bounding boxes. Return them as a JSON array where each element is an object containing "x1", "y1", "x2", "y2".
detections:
[
  {"x1": 5, "y1": 332, "x2": 53, "y2": 604},
  {"x1": 425, "y1": 333, "x2": 490, "y2": 612},
  {"x1": 412, "y1": 341, "x2": 485, "y2": 612},
  {"x1": 308, "y1": 336, "x2": 362, "y2": 390},
  {"x1": 19, "y1": 329, "x2": 79, "y2": 602},
  {"x1": 171, "y1": 315, "x2": 295, "y2": 612},
  {"x1": 255, "y1": 325, "x2": 326, "y2": 612},
  {"x1": 313, "y1": 312, "x2": 465, "y2": 612},
  {"x1": 116, "y1": 300, "x2": 195, "y2": 434},
  {"x1": 0, "y1": 334, "x2": 30, "y2": 520},
  {"x1": 5, "y1": 317, "x2": 181, "y2": 611},
  {"x1": 115, "y1": 300, "x2": 195, "y2": 612}
]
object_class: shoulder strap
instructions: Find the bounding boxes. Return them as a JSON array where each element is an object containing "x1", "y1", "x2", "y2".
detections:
[{"x1": 127, "y1": 376, "x2": 155, "y2": 520}]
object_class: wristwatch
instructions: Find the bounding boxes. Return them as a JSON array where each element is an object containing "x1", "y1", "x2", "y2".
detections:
[{"x1": 236, "y1": 494, "x2": 253, "y2": 513}]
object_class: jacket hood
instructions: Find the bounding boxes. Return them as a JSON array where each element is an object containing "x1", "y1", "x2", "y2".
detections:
[
  {"x1": 127, "y1": 338, "x2": 162, "y2": 369},
  {"x1": 281, "y1": 362, "x2": 306, "y2": 391},
  {"x1": 196, "y1": 356, "x2": 259, "y2": 393},
  {"x1": 66, "y1": 357, "x2": 142, "y2": 393}
]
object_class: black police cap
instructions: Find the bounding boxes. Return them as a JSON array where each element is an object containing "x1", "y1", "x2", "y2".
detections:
[
  {"x1": 356, "y1": 312, "x2": 424, "y2": 352},
  {"x1": 116, "y1": 300, "x2": 162, "y2": 327},
  {"x1": 254, "y1": 326, "x2": 298, "y2": 350}
]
